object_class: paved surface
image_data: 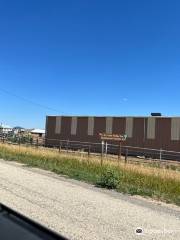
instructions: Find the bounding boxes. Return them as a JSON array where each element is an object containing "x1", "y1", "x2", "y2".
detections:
[{"x1": 0, "y1": 159, "x2": 179, "y2": 240}]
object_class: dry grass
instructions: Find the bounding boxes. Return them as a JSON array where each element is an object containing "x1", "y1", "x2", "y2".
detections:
[
  {"x1": 0, "y1": 143, "x2": 179, "y2": 205},
  {"x1": 1, "y1": 143, "x2": 180, "y2": 182}
]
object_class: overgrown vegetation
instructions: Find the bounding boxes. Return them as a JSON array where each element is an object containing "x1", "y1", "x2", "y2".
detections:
[{"x1": 0, "y1": 143, "x2": 179, "y2": 206}]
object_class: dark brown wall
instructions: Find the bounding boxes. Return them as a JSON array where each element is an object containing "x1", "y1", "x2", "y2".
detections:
[
  {"x1": 112, "y1": 117, "x2": 125, "y2": 134},
  {"x1": 45, "y1": 116, "x2": 58, "y2": 146},
  {"x1": 155, "y1": 118, "x2": 170, "y2": 150},
  {"x1": 131, "y1": 118, "x2": 145, "y2": 147},
  {"x1": 46, "y1": 116, "x2": 56, "y2": 139},
  {"x1": 61, "y1": 117, "x2": 71, "y2": 139},
  {"x1": 45, "y1": 116, "x2": 180, "y2": 152},
  {"x1": 76, "y1": 117, "x2": 88, "y2": 142},
  {"x1": 94, "y1": 117, "x2": 106, "y2": 139}
]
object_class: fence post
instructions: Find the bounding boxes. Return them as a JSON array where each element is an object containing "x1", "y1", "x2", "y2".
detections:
[
  {"x1": 101, "y1": 141, "x2": 104, "y2": 166},
  {"x1": 125, "y1": 148, "x2": 128, "y2": 163},
  {"x1": 59, "y1": 140, "x2": 61, "y2": 153},
  {"x1": 88, "y1": 145, "x2": 91, "y2": 160},
  {"x1": 66, "y1": 140, "x2": 69, "y2": 153},
  {"x1": 159, "y1": 148, "x2": 162, "y2": 164},
  {"x1": 105, "y1": 141, "x2": 108, "y2": 157},
  {"x1": 36, "y1": 138, "x2": 39, "y2": 148},
  {"x1": 118, "y1": 142, "x2": 122, "y2": 162}
]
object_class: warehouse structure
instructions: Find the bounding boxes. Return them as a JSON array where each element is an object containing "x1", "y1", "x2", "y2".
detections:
[{"x1": 45, "y1": 116, "x2": 180, "y2": 152}]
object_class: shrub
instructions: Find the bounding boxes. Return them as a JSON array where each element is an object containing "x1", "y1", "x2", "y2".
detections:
[{"x1": 96, "y1": 167, "x2": 120, "y2": 189}]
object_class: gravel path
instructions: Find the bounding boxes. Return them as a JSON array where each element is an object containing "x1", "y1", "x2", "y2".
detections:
[{"x1": 0, "y1": 159, "x2": 179, "y2": 240}]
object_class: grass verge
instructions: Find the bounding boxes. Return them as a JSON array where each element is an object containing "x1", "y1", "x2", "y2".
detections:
[{"x1": 0, "y1": 143, "x2": 179, "y2": 206}]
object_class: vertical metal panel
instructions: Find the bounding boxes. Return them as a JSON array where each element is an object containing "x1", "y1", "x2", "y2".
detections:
[
  {"x1": 160, "y1": 118, "x2": 171, "y2": 149},
  {"x1": 125, "y1": 117, "x2": 133, "y2": 138},
  {"x1": 87, "y1": 117, "x2": 94, "y2": 136},
  {"x1": 55, "y1": 116, "x2": 62, "y2": 134},
  {"x1": 76, "y1": 117, "x2": 89, "y2": 141},
  {"x1": 106, "y1": 117, "x2": 113, "y2": 134},
  {"x1": 61, "y1": 117, "x2": 71, "y2": 137},
  {"x1": 94, "y1": 117, "x2": 106, "y2": 137},
  {"x1": 45, "y1": 116, "x2": 49, "y2": 136},
  {"x1": 112, "y1": 117, "x2": 126, "y2": 134},
  {"x1": 71, "y1": 117, "x2": 77, "y2": 135},
  {"x1": 171, "y1": 118, "x2": 180, "y2": 140},
  {"x1": 45, "y1": 116, "x2": 58, "y2": 147},
  {"x1": 147, "y1": 117, "x2": 156, "y2": 139},
  {"x1": 132, "y1": 118, "x2": 144, "y2": 147}
]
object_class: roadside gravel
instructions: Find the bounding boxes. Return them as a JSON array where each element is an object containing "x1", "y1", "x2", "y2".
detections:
[{"x1": 0, "y1": 159, "x2": 179, "y2": 240}]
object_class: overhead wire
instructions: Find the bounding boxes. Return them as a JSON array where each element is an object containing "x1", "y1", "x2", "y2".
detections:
[{"x1": 0, "y1": 87, "x2": 68, "y2": 115}]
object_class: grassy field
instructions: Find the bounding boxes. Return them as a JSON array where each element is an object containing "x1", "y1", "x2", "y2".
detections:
[{"x1": 0, "y1": 143, "x2": 179, "y2": 206}]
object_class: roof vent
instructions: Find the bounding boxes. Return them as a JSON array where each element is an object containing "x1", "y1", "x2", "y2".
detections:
[{"x1": 151, "y1": 113, "x2": 162, "y2": 117}]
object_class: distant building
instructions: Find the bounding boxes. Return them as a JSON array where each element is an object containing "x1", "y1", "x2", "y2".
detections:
[
  {"x1": 45, "y1": 115, "x2": 180, "y2": 152},
  {"x1": 0, "y1": 124, "x2": 13, "y2": 134},
  {"x1": 13, "y1": 126, "x2": 25, "y2": 135},
  {"x1": 30, "y1": 129, "x2": 45, "y2": 138}
]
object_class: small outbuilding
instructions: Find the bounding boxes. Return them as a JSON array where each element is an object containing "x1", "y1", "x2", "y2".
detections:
[{"x1": 30, "y1": 129, "x2": 45, "y2": 138}]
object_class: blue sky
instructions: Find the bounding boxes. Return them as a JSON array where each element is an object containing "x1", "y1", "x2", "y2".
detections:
[{"x1": 0, "y1": 0, "x2": 180, "y2": 128}]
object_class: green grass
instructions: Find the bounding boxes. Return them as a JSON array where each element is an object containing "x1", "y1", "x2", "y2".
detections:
[{"x1": 0, "y1": 143, "x2": 180, "y2": 206}]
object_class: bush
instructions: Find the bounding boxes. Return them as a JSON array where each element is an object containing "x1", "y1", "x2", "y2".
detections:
[{"x1": 96, "y1": 167, "x2": 120, "y2": 189}]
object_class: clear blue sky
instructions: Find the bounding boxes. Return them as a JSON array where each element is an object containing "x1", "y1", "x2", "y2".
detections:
[{"x1": 0, "y1": 0, "x2": 179, "y2": 128}]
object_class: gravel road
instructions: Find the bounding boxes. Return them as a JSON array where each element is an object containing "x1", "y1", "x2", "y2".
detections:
[{"x1": 0, "y1": 159, "x2": 179, "y2": 240}]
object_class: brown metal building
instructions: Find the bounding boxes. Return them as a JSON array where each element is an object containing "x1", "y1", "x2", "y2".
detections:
[{"x1": 45, "y1": 116, "x2": 180, "y2": 152}]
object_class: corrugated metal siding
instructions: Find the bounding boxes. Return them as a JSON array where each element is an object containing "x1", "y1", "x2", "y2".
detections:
[
  {"x1": 60, "y1": 117, "x2": 71, "y2": 137},
  {"x1": 171, "y1": 118, "x2": 180, "y2": 140},
  {"x1": 106, "y1": 117, "x2": 113, "y2": 134},
  {"x1": 46, "y1": 116, "x2": 56, "y2": 139},
  {"x1": 55, "y1": 116, "x2": 62, "y2": 134},
  {"x1": 160, "y1": 118, "x2": 171, "y2": 150},
  {"x1": 132, "y1": 118, "x2": 145, "y2": 147},
  {"x1": 94, "y1": 117, "x2": 106, "y2": 137},
  {"x1": 87, "y1": 117, "x2": 94, "y2": 136},
  {"x1": 76, "y1": 117, "x2": 88, "y2": 141},
  {"x1": 125, "y1": 117, "x2": 133, "y2": 138},
  {"x1": 112, "y1": 117, "x2": 126, "y2": 135},
  {"x1": 71, "y1": 117, "x2": 77, "y2": 135},
  {"x1": 154, "y1": 118, "x2": 171, "y2": 150},
  {"x1": 147, "y1": 118, "x2": 156, "y2": 139},
  {"x1": 45, "y1": 116, "x2": 180, "y2": 152}
]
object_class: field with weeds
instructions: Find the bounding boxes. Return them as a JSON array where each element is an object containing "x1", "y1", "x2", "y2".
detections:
[{"x1": 0, "y1": 143, "x2": 179, "y2": 206}]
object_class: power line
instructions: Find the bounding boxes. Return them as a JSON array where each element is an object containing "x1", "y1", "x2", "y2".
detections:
[{"x1": 0, "y1": 87, "x2": 67, "y2": 115}]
